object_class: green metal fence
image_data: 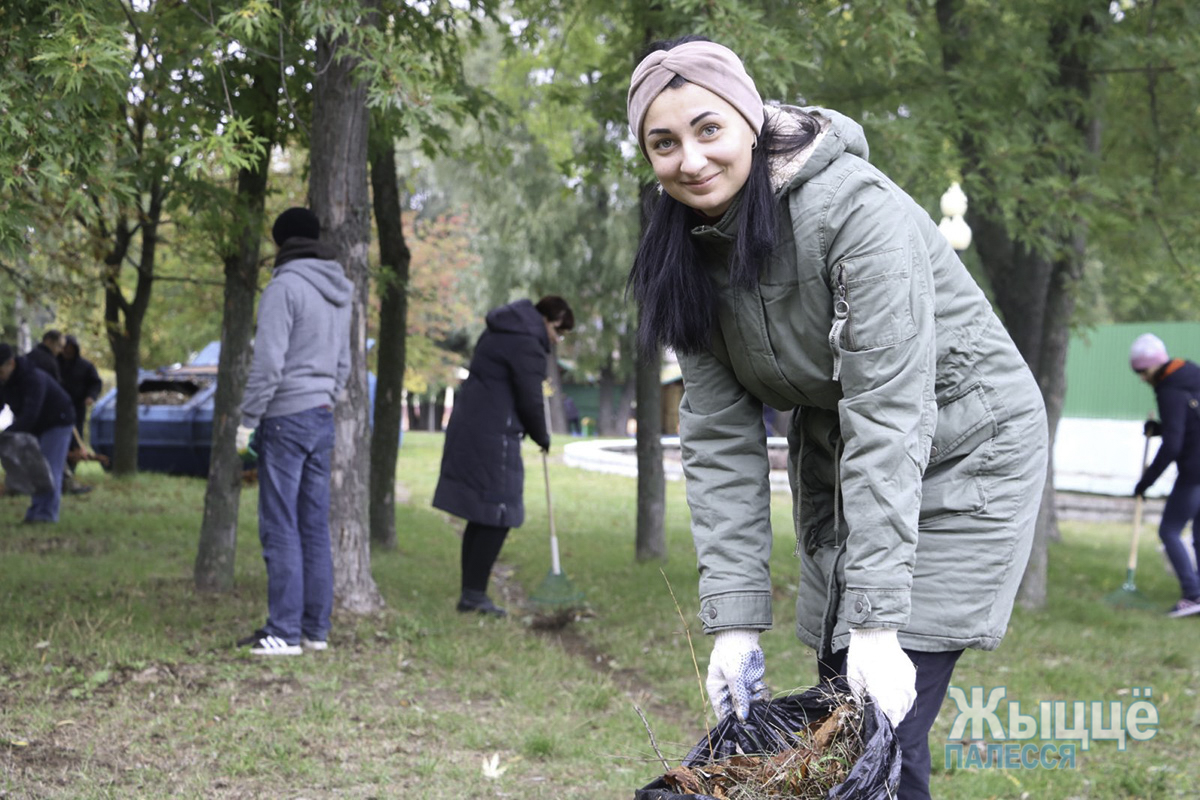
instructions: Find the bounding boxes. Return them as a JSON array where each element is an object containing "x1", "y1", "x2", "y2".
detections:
[
  {"x1": 560, "y1": 321, "x2": 1199, "y2": 427},
  {"x1": 1064, "y1": 321, "x2": 1200, "y2": 420}
]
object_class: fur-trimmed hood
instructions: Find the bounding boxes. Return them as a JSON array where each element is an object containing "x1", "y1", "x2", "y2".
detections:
[{"x1": 766, "y1": 105, "x2": 870, "y2": 195}]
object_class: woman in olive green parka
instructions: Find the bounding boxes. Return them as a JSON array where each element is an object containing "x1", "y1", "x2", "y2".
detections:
[{"x1": 627, "y1": 38, "x2": 1047, "y2": 800}]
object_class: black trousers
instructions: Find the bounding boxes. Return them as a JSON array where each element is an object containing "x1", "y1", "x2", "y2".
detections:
[
  {"x1": 818, "y1": 646, "x2": 963, "y2": 800},
  {"x1": 460, "y1": 521, "x2": 509, "y2": 594}
]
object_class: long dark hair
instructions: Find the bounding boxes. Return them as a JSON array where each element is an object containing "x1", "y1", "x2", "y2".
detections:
[{"x1": 628, "y1": 38, "x2": 818, "y2": 356}]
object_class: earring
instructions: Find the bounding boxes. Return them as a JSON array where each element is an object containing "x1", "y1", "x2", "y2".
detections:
[{"x1": 751, "y1": 135, "x2": 759, "y2": 151}]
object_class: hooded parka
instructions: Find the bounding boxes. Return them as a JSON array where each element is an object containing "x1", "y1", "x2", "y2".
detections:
[
  {"x1": 433, "y1": 300, "x2": 552, "y2": 529},
  {"x1": 1139, "y1": 359, "x2": 1200, "y2": 490},
  {"x1": 678, "y1": 107, "x2": 1049, "y2": 656}
]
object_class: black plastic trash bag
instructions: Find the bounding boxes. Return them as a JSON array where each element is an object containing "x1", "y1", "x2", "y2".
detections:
[
  {"x1": 635, "y1": 686, "x2": 900, "y2": 800},
  {"x1": 0, "y1": 431, "x2": 54, "y2": 496}
]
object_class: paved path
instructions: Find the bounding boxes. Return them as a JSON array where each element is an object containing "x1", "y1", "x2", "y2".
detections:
[{"x1": 562, "y1": 417, "x2": 1173, "y2": 524}]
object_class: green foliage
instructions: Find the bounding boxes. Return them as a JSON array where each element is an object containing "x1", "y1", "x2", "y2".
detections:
[
  {"x1": 401, "y1": 208, "x2": 479, "y2": 393},
  {"x1": 808, "y1": 0, "x2": 1200, "y2": 324},
  {"x1": 1089, "y1": 0, "x2": 1200, "y2": 321},
  {"x1": 0, "y1": 3, "x2": 134, "y2": 260},
  {"x1": 170, "y1": 117, "x2": 270, "y2": 181}
]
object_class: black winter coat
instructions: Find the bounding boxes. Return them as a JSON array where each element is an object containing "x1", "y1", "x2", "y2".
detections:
[
  {"x1": 0, "y1": 356, "x2": 76, "y2": 435},
  {"x1": 58, "y1": 352, "x2": 103, "y2": 431},
  {"x1": 432, "y1": 300, "x2": 551, "y2": 528},
  {"x1": 26, "y1": 344, "x2": 62, "y2": 384},
  {"x1": 1139, "y1": 359, "x2": 1200, "y2": 491}
]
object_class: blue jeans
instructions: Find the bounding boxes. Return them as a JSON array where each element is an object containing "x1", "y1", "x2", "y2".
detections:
[
  {"x1": 1159, "y1": 481, "x2": 1200, "y2": 600},
  {"x1": 27, "y1": 424, "x2": 72, "y2": 522},
  {"x1": 256, "y1": 407, "x2": 335, "y2": 644}
]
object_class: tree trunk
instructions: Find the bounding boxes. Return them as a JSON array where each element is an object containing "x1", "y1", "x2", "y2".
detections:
[
  {"x1": 635, "y1": 337, "x2": 666, "y2": 561},
  {"x1": 939, "y1": 0, "x2": 1099, "y2": 608},
  {"x1": 434, "y1": 388, "x2": 446, "y2": 432},
  {"x1": 634, "y1": 177, "x2": 666, "y2": 559},
  {"x1": 107, "y1": 331, "x2": 140, "y2": 476},
  {"x1": 310, "y1": 21, "x2": 384, "y2": 614},
  {"x1": 617, "y1": 372, "x2": 637, "y2": 436},
  {"x1": 598, "y1": 361, "x2": 616, "y2": 435},
  {"x1": 368, "y1": 122, "x2": 410, "y2": 550},
  {"x1": 1017, "y1": 241, "x2": 1082, "y2": 607},
  {"x1": 406, "y1": 393, "x2": 423, "y2": 431},
  {"x1": 103, "y1": 186, "x2": 160, "y2": 477},
  {"x1": 101, "y1": 220, "x2": 135, "y2": 474},
  {"x1": 422, "y1": 396, "x2": 435, "y2": 431},
  {"x1": 195, "y1": 158, "x2": 271, "y2": 592}
]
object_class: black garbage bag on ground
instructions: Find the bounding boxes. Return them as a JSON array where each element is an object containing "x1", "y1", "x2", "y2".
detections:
[
  {"x1": 0, "y1": 431, "x2": 54, "y2": 496},
  {"x1": 635, "y1": 686, "x2": 901, "y2": 800}
]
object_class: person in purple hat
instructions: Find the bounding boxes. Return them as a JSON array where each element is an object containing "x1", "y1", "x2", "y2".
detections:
[{"x1": 1130, "y1": 332, "x2": 1200, "y2": 617}]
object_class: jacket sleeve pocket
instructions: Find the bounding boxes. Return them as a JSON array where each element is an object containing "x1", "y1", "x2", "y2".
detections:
[{"x1": 837, "y1": 249, "x2": 916, "y2": 351}]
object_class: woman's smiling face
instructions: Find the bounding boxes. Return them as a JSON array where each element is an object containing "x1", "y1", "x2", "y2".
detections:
[{"x1": 641, "y1": 82, "x2": 756, "y2": 218}]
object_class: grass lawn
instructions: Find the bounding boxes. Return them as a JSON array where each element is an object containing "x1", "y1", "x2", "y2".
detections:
[{"x1": 1, "y1": 431, "x2": 1198, "y2": 798}]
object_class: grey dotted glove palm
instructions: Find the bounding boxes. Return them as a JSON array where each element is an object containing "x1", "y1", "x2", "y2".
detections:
[{"x1": 705, "y1": 629, "x2": 769, "y2": 722}]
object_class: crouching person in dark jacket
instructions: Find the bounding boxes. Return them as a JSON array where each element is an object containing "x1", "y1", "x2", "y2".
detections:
[
  {"x1": 0, "y1": 343, "x2": 77, "y2": 523},
  {"x1": 433, "y1": 296, "x2": 574, "y2": 617}
]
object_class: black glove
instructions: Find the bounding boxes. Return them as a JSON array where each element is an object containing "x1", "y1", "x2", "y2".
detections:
[
  {"x1": 538, "y1": 438, "x2": 551, "y2": 454},
  {"x1": 1133, "y1": 478, "x2": 1151, "y2": 499},
  {"x1": 1143, "y1": 419, "x2": 1162, "y2": 438}
]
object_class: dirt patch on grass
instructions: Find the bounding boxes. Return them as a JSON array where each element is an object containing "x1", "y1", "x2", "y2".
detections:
[
  {"x1": 0, "y1": 535, "x2": 111, "y2": 557},
  {"x1": 3, "y1": 739, "x2": 86, "y2": 796},
  {"x1": 489, "y1": 563, "x2": 700, "y2": 735}
]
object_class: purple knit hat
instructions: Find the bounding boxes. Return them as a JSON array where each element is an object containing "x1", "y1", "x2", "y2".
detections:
[{"x1": 1129, "y1": 333, "x2": 1169, "y2": 372}]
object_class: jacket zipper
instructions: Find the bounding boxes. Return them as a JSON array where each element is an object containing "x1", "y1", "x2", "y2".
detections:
[
  {"x1": 794, "y1": 419, "x2": 806, "y2": 557},
  {"x1": 829, "y1": 264, "x2": 849, "y2": 381}
]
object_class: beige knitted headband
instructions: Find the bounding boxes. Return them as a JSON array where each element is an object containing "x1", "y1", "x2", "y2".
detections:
[{"x1": 627, "y1": 41, "x2": 764, "y2": 160}]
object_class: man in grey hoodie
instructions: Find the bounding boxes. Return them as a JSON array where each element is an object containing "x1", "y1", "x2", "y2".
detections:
[{"x1": 236, "y1": 207, "x2": 352, "y2": 656}]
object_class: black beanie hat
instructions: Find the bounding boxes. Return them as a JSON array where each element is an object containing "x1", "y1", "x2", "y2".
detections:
[
  {"x1": 272, "y1": 207, "x2": 320, "y2": 245},
  {"x1": 0, "y1": 343, "x2": 13, "y2": 363}
]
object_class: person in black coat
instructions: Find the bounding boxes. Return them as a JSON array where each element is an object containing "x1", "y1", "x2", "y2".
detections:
[
  {"x1": 0, "y1": 343, "x2": 77, "y2": 523},
  {"x1": 433, "y1": 295, "x2": 575, "y2": 616},
  {"x1": 1130, "y1": 333, "x2": 1200, "y2": 617},
  {"x1": 26, "y1": 330, "x2": 64, "y2": 384},
  {"x1": 57, "y1": 336, "x2": 104, "y2": 448}
]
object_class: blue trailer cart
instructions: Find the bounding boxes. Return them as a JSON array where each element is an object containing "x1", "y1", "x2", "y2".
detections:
[{"x1": 90, "y1": 341, "x2": 397, "y2": 477}]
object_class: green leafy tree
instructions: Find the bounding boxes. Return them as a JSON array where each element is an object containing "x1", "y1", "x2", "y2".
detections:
[
  {"x1": 192, "y1": 5, "x2": 291, "y2": 593},
  {"x1": 2, "y1": 2, "x2": 269, "y2": 479},
  {"x1": 364, "y1": 0, "x2": 501, "y2": 548}
]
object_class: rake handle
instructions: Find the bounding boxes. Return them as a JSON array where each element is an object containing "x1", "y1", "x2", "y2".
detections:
[
  {"x1": 1126, "y1": 418, "x2": 1154, "y2": 574},
  {"x1": 543, "y1": 451, "x2": 562, "y2": 576}
]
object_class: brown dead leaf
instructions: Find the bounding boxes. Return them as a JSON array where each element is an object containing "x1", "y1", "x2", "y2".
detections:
[
  {"x1": 811, "y1": 704, "x2": 852, "y2": 751},
  {"x1": 663, "y1": 766, "x2": 706, "y2": 795}
]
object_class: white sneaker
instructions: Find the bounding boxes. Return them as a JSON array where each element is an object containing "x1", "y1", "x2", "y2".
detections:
[
  {"x1": 301, "y1": 637, "x2": 329, "y2": 652},
  {"x1": 243, "y1": 632, "x2": 302, "y2": 656},
  {"x1": 1166, "y1": 598, "x2": 1200, "y2": 618}
]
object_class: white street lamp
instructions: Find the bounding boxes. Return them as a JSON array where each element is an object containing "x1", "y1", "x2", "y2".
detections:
[{"x1": 938, "y1": 182, "x2": 972, "y2": 251}]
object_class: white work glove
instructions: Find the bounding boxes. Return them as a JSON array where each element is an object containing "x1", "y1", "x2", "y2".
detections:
[
  {"x1": 845, "y1": 627, "x2": 917, "y2": 730},
  {"x1": 235, "y1": 425, "x2": 256, "y2": 458},
  {"x1": 705, "y1": 629, "x2": 769, "y2": 722}
]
